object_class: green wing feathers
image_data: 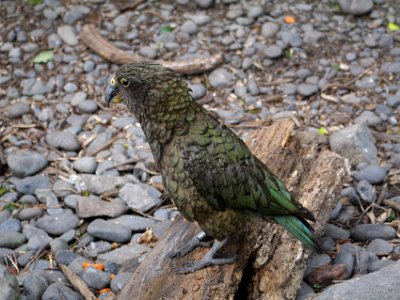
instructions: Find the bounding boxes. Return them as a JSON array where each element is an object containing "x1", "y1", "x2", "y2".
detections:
[{"x1": 274, "y1": 215, "x2": 321, "y2": 253}]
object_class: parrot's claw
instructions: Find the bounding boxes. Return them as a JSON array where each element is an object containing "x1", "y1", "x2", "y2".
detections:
[
  {"x1": 168, "y1": 231, "x2": 211, "y2": 258},
  {"x1": 173, "y1": 238, "x2": 236, "y2": 274}
]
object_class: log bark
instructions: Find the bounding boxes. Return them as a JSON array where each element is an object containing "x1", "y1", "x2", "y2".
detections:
[
  {"x1": 118, "y1": 119, "x2": 347, "y2": 300},
  {"x1": 80, "y1": 25, "x2": 224, "y2": 75}
]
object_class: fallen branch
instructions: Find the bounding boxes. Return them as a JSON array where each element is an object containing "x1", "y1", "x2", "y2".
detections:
[
  {"x1": 80, "y1": 25, "x2": 224, "y2": 74},
  {"x1": 59, "y1": 264, "x2": 96, "y2": 300}
]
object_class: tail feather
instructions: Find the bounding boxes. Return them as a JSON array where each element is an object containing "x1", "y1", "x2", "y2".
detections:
[{"x1": 274, "y1": 215, "x2": 321, "y2": 253}]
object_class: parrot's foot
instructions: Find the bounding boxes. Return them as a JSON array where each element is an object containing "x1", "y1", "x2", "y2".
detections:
[
  {"x1": 169, "y1": 231, "x2": 211, "y2": 258},
  {"x1": 174, "y1": 238, "x2": 235, "y2": 274}
]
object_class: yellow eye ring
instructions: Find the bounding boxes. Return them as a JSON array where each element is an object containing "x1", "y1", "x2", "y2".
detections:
[
  {"x1": 110, "y1": 78, "x2": 116, "y2": 85},
  {"x1": 120, "y1": 78, "x2": 129, "y2": 87}
]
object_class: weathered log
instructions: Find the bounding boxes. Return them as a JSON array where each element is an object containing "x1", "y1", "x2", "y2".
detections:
[
  {"x1": 118, "y1": 119, "x2": 347, "y2": 300},
  {"x1": 80, "y1": 24, "x2": 224, "y2": 75}
]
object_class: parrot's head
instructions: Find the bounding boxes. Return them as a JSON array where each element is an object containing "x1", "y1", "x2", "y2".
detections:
[{"x1": 104, "y1": 62, "x2": 190, "y2": 113}]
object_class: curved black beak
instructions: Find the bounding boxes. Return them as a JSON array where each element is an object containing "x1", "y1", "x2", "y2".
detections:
[{"x1": 104, "y1": 82, "x2": 119, "y2": 107}]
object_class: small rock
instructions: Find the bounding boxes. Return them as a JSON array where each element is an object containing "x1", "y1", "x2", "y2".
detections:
[
  {"x1": 79, "y1": 174, "x2": 127, "y2": 194},
  {"x1": 324, "y1": 223, "x2": 350, "y2": 240},
  {"x1": 73, "y1": 157, "x2": 97, "y2": 174},
  {"x1": 354, "y1": 111, "x2": 382, "y2": 126},
  {"x1": 189, "y1": 83, "x2": 206, "y2": 100},
  {"x1": 36, "y1": 212, "x2": 79, "y2": 235},
  {"x1": 57, "y1": 25, "x2": 78, "y2": 46},
  {"x1": 181, "y1": 20, "x2": 198, "y2": 35},
  {"x1": 76, "y1": 196, "x2": 128, "y2": 218},
  {"x1": 81, "y1": 267, "x2": 111, "y2": 290},
  {"x1": 296, "y1": 281, "x2": 315, "y2": 300},
  {"x1": 297, "y1": 84, "x2": 318, "y2": 96},
  {"x1": 54, "y1": 250, "x2": 79, "y2": 266},
  {"x1": 46, "y1": 131, "x2": 80, "y2": 151},
  {"x1": 14, "y1": 175, "x2": 51, "y2": 195},
  {"x1": 0, "y1": 265, "x2": 20, "y2": 299},
  {"x1": 8, "y1": 102, "x2": 31, "y2": 118},
  {"x1": 53, "y1": 180, "x2": 75, "y2": 198},
  {"x1": 354, "y1": 165, "x2": 387, "y2": 184},
  {"x1": 368, "y1": 259, "x2": 395, "y2": 273},
  {"x1": 87, "y1": 219, "x2": 132, "y2": 243},
  {"x1": 119, "y1": 183, "x2": 161, "y2": 212},
  {"x1": 97, "y1": 244, "x2": 149, "y2": 270},
  {"x1": 194, "y1": 0, "x2": 214, "y2": 9},
  {"x1": 329, "y1": 124, "x2": 377, "y2": 165},
  {"x1": 23, "y1": 224, "x2": 53, "y2": 250},
  {"x1": 0, "y1": 218, "x2": 21, "y2": 232},
  {"x1": 110, "y1": 215, "x2": 157, "y2": 232},
  {"x1": 264, "y1": 45, "x2": 283, "y2": 58},
  {"x1": 338, "y1": 0, "x2": 374, "y2": 15},
  {"x1": 86, "y1": 241, "x2": 112, "y2": 258},
  {"x1": 334, "y1": 250, "x2": 354, "y2": 278},
  {"x1": 18, "y1": 207, "x2": 44, "y2": 220},
  {"x1": 367, "y1": 239, "x2": 393, "y2": 255},
  {"x1": 6, "y1": 150, "x2": 47, "y2": 178},
  {"x1": 0, "y1": 230, "x2": 26, "y2": 249},
  {"x1": 78, "y1": 100, "x2": 99, "y2": 113},
  {"x1": 305, "y1": 254, "x2": 332, "y2": 277},
  {"x1": 351, "y1": 224, "x2": 397, "y2": 242},
  {"x1": 208, "y1": 68, "x2": 235, "y2": 88},
  {"x1": 356, "y1": 180, "x2": 376, "y2": 203},
  {"x1": 110, "y1": 272, "x2": 132, "y2": 294},
  {"x1": 42, "y1": 283, "x2": 83, "y2": 300},
  {"x1": 22, "y1": 273, "x2": 49, "y2": 300}
]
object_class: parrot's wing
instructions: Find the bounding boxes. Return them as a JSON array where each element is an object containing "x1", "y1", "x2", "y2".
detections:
[{"x1": 184, "y1": 112, "x2": 300, "y2": 216}]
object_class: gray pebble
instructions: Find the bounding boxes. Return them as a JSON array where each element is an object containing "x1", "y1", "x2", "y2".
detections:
[
  {"x1": 47, "y1": 34, "x2": 62, "y2": 48},
  {"x1": 329, "y1": 123, "x2": 377, "y2": 165},
  {"x1": 139, "y1": 46, "x2": 158, "y2": 59},
  {"x1": 0, "y1": 230, "x2": 26, "y2": 248},
  {"x1": 305, "y1": 254, "x2": 331, "y2": 277},
  {"x1": 208, "y1": 68, "x2": 235, "y2": 88},
  {"x1": 54, "y1": 250, "x2": 79, "y2": 266},
  {"x1": 6, "y1": 150, "x2": 47, "y2": 178},
  {"x1": 264, "y1": 45, "x2": 282, "y2": 58},
  {"x1": 354, "y1": 165, "x2": 387, "y2": 184},
  {"x1": 81, "y1": 267, "x2": 111, "y2": 290},
  {"x1": 110, "y1": 215, "x2": 157, "y2": 232},
  {"x1": 0, "y1": 218, "x2": 21, "y2": 232},
  {"x1": 351, "y1": 224, "x2": 397, "y2": 242},
  {"x1": 53, "y1": 180, "x2": 75, "y2": 198},
  {"x1": 78, "y1": 99, "x2": 99, "y2": 114},
  {"x1": 14, "y1": 175, "x2": 51, "y2": 195},
  {"x1": 181, "y1": 20, "x2": 198, "y2": 35},
  {"x1": 338, "y1": 0, "x2": 373, "y2": 15},
  {"x1": 42, "y1": 283, "x2": 83, "y2": 300},
  {"x1": 8, "y1": 102, "x2": 31, "y2": 118},
  {"x1": 46, "y1": 131, "x2": 80, "y2": 151},
  {"x1": 356, "y1": 180, "x2": 376, "y2": 203},
  {"x1": 334, "y1": 250, "x2": 354, "y2": 278},
  {"x1": 189, "y1": 83, "x2": 206, "y2": 100},
  {"x1": 73, "y1": 157, "x2": 97, "y2": 174},
  {"x1": 97, "y1": 244, "x2": 149, "y2": 270},
  {"x1": 70, "y1": 91, "x2": 87, "y2": 106},
  {"x1": 324, "y1": 223, "x2": 350, "y2": 240},
  {"x1": 367, "y1": 239, "x2": 393, "y2": 255},
  {"x1": 297, "y1": 84, "x2": 318, "y2": 96},
  {"x1": 368, "y1": 259, "x2": 395, "y2": 273},
  {"x1": 18, "y1": 207, "x2": 44, "y2": 220},
  {"x1": 57, "y1": 25, "x2": 78, "y2": 46},
  {"x1": 194, "y1": 0, "x2": 214, "y2": 9},
  {"x1": 87, "y1": 219, "x2": 132, "y2": 243},
  {"x1": 22, "y1": 273, "x2": 49, "y2": 300},
  {"x1": 86, "y1": 241, "x2": 112, "y2": 258},
  {"x1": 36, "y1": 212, "x2": 79, "y2": 235},
  {"x1": 23, "y1": 224, "x2": 52, "y2": 250},
  {"x1": 119, "y1": 183, "x2": 161, "y2": 212},
  {"x1": 64, "y1": 82, "x2": 78, "y2": 93},
  {"x1": 354, "y1": 111, "x2": 382, "y2": 126}
]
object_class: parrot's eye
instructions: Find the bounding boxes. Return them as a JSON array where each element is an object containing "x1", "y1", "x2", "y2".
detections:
[
  {"x1": 110, "y1": 78, "x2": 116, "y2": 85},
  {"x1": 120, "y1": 78, "x2": 129, "y2": 87}
]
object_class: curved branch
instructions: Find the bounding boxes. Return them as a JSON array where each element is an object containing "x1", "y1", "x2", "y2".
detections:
[{"x1": 80, "y1": 24, "x2": 224, "y2": 75}]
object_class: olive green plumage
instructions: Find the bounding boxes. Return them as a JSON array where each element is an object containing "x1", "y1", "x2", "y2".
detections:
[{"x1": 105, "y1": 62, "x2": 320, "y2": 253}]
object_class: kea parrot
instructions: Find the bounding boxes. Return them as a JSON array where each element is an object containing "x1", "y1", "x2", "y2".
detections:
[{"x1": 105, "y1": 62, "x2": 321, "y2": 273}]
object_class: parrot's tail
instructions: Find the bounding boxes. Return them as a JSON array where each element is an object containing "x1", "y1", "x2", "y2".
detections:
[{"x1": 274, "y1": 215, "x2": 322, "y2": 253}]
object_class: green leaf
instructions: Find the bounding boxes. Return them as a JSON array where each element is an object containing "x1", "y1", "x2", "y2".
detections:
[
  {"x1": 388, "y1": 22, "x2": 400, "y2": 32},
  {"x1": 33, "y1": 50, "x2": 54, "y2": 64},
  {"x1": 81, "y1": 191, "x2": 90, "y2": 197},
  {"x1": 5, "y1": 203, "x2": 16, "y2": 212},
  {"x1": 0, "y1": 186, "x2": 7, "y2": 197},
  {"x1": 28, "y1": 0, "x2": 44, "y2": 5},
  {"x1": 386, "y1": 210, "x2": 396, "y2": 222},
  {"x1": 160, "y1": 25, "x2": 174, "y2": 34},
  {"x1": 318, "y1": 127, "x2": 329, "y2": 135}
]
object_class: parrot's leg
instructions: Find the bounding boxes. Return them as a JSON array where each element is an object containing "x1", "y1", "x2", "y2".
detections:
[
  {"x1": 174, "y1": 238, "x2": 236, "y2": 274},
  {"x1": 169, "y1": 231, "x2": 211, "y2": 258}
]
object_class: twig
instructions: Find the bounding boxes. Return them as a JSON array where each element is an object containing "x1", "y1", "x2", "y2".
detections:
[
  {"x1": 371, "y1": 130, "x2": 400, "y2": 143},
  {"x1": 322, "y1": 66, "x2": 376, "y2": 92},
  {"x1": 383, "y1": 199, "x2": 400, "y2": 213},
  {"x1": 59, "y1": 264, "x2": 96, "y2": 300},
  {"x1": 120, "y1": 0, "x2": 146, "y2": 12},
  {"x1": 86, "y1": 134, "x2": 122, "y2": 156},
  {"x1": 80, "y1": 24, "x2": 224, "y2": 74}
]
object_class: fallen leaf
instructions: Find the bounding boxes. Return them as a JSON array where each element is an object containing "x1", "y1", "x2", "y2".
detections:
[
  {"x1": 33, "y1": 50, "x2": 54, "y2": 64},
  {"x1": 284, "y1": 15, "x2": 296, "y2": 24}
]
